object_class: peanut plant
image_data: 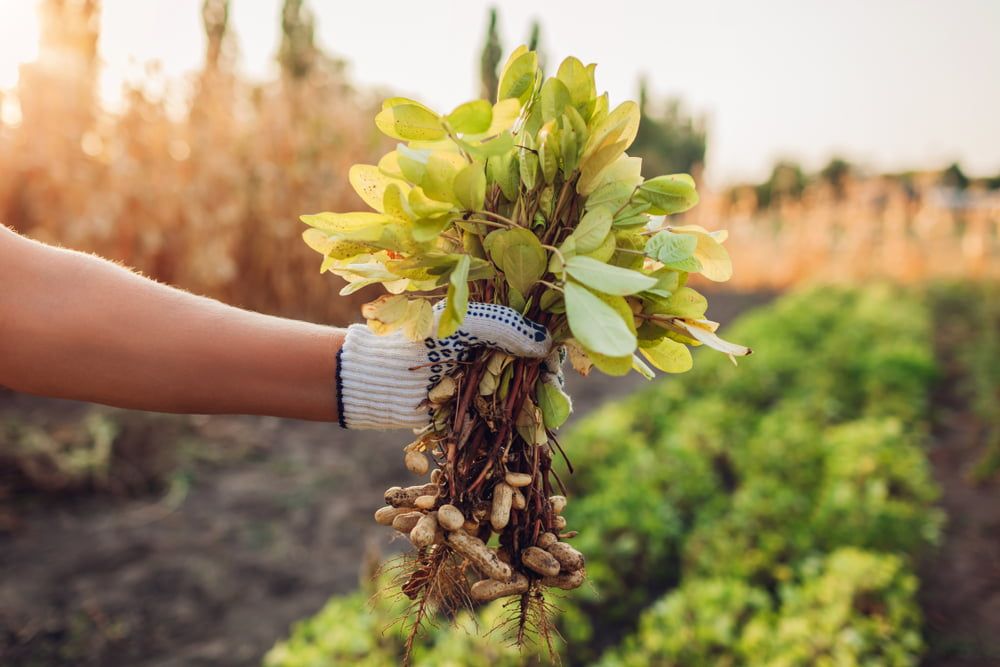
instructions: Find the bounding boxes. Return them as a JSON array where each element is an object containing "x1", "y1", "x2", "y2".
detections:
[{"x1": 301, "y1": 46, "x2": 748, "y2": 659}]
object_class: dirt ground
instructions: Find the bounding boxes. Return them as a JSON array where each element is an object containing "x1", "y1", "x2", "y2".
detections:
[
  {"x1": 918, "y1": 302, "x2": 1000, "y2": 666},
  {"x1": 5, "y1": 288, "x2": 996, "y2": 667}
]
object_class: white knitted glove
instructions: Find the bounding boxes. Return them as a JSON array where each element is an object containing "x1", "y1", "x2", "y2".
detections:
[{"x1": 336, "y1": 302, "x2": 552, "y2": 430}]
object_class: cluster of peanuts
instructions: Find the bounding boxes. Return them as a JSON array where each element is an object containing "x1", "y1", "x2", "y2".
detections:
[{"x1": 373, "y1": 467, "x2": 586, "y2": 602}]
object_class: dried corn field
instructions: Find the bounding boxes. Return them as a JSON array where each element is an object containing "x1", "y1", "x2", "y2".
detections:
[
  {"x1": 686, "y1": 176, "x2": 1000, "y2": 290},
  {"x1": 0, "y1": 48, "x2": 389, "y2": 324}
]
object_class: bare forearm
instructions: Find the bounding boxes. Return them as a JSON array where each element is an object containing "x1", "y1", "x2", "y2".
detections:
[{"x1": 0, "y1": 227, "x2": 343, "y2": 421}]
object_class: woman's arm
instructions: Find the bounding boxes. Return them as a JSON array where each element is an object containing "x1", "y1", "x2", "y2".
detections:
[{"x1": 0, "y1": 225, "x2": 343, "y2": 421}]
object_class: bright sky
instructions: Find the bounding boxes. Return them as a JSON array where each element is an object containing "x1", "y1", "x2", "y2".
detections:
[{"x1": 0, "y1": 0, "x2": 997, "y2": 184}]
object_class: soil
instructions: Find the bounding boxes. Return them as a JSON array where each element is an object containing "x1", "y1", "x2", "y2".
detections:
[{"x1": 918, "y1": 302, "x2": 1000, "y2": 666}]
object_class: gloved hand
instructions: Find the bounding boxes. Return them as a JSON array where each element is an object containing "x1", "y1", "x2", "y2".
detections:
[{"x1": 336, "y1": 302, "x2": 553, "y2": 429}]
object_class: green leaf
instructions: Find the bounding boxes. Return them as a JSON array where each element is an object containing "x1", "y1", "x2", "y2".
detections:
[
  {"x1": 408, "y1": 187, "x2": 453, "y2": 217},
  {"x1": 453, "y1": 162, "x2": 486, "y2": 211},
  {"x1": 536, "y1": 381, "x2": 571, "y2": 429},
  {"x1": 636, "y1": 174, "x2": 700, "y2": 215},
  {"x1": 540, "y1": 77, "x2": 571, "y2": 122},
  {"x1": 374, "y1": 104, "x2": 446, "y2": 141},
  {"x1": 446, "y1": 100, "x2": 492, "y2": 134},
  {"x1": 583, "y1": 230, "x2": 617, "y2": 263},
  {"x1": 654, "y1": 286, "x2": 708, "y2": 319},
  {"x1": 498, "y1": 47, "x2": 538, "y2": 103},
  {"x1": 484, "y1": 228, "x2": 547, "y2": 296},
  {"x1": 396, "y1": 144, "x2": 430, "y2": 183},
  {"x1": 565, "y1": 255, "x2": 656, "y2": 296},
  {"x1": 422, "y1": 152, "x2": 466, "y2": 203},
  {"x1": 556, "y1": 56, "x2": 596, "y2": 113},
  {"x1": 570, "y1": 207, "x2": 613, "y2": 253},
  {"x1": 564, "y1": 281, "x2": 637, "y2": 357},
  {"x1": 644, "y1": 231, "x2": 698, "y2": 264},
  {"x1": 488, "y1": 151, "x2": 519, "y2": 201},
  {"x1": 438, "y1": 255, "x2": 470, "y2": 337},
  {"x1": 639, "y1": 337, "x2": 693, "y2": 373},
  {"x1": 484, "y1": 98, "x2": 522, "y2": 135},
  {"x1": 412, "y1": 215, "x2": 452, "y2": 242},
  {"x1": 462, "y1": 131, "x2": 515, "y2": 159}
]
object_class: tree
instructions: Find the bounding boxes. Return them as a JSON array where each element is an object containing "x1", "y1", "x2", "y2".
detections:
[
  {"x1": 819, "y1": 156, "x2": 852, "y2": 200},
  {"x1": 202, "y1": 0, "x2": 231, "y2": 72},
  {"x1": 756, "y1": 161, "x2": 808, "y2": 209},
  {"x1": 479, "y1": 8, "x2": 502, "y2": 102},
  {"x1": 631, "y1": 77, "x2": 707, "y2": 178},
  {"x1": 279, "y1": 0, "x2": 317, "y2": 80},
  {"x1": 940, "y1": 162, "x2": 969, "y2": 191}
]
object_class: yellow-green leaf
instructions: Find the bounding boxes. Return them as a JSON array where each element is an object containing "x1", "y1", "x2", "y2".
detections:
[
  {"x1": 639, "y1": 338, "x2": 693, "y2": 373},
  {"x1": 375, "y1": 104, "x2": 446, "y2": 141},
  {"x1": 447, "y1": 99, "x2": 492, "y2": 134},
  {"x1": 453, "y1": 162, "x2": 486, "y2": 211}
]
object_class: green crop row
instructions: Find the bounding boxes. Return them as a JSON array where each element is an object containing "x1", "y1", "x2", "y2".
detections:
[{"x1": 265, "y1": 286, "x2": 943, "y2": 666}]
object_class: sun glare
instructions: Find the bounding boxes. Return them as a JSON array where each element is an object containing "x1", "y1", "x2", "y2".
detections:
[{"x1": 0, "y1": 2, "x2": 41, "y2": 89}]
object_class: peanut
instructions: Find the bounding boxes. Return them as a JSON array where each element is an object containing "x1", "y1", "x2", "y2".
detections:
[
  {"x1": 409, "y1": 512, "x2": 438, "y2": 548},
  {"x1": 447, "y1": 530, "x2": 511, "y2": 581},
  {"x1": 521, "y1": 546, "x2": 560, "y2": 577},
  {"x1": 541, "y1": 567, "x2": 586, "y2": 590},
  {"x1": 547, "y1": 542, "x2": 584, "y2": 572},
  {"x1": 405, "y1": 450, "x2": 430, "y2": 476},
  {"x1": 414, "y1": 494, "x2": 437, "y2": 510},
  {"x1": 470, "y1": 573, "x2": 529, "y2": 602},
  {"x1": 392, "y1": 511, "x2": 423, "y2": 534},
  {"x1": 511, "y1": 487, "x2": 526, "y2": 510},
  {"x1": 374, "y1": 505, "x2": 411, "y2": 526},
  {"x1": 491, "y1": 482, "x2": 513, "y2": 531},
  {"x1": 536, "y1": 532, "x2": 558, "y2": 549},
  {"x1": 504, "y1": 471, "x2": 532, "y2": 487},
  {"x1": 549, "y1": 495, "x2": 567, "y2": 514},
  {"x1": 385, "y1": 483, "x2": 438, "y2": 508},
  {"x1": 437, "y1": 504, "x2": 465, "y2": 531}
]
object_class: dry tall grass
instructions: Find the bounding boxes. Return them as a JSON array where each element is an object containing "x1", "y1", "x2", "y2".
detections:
[
  {"x1": 687, "y1": 175, "x2": 1000, "y2": 291},
  {"x1": 0, "y1": 32, "x2": 386, "y2": 324}
]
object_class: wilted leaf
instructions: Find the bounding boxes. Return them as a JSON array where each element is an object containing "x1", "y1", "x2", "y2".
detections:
[
  {"x1": 402, "y1": 298, "x2": 435, "y2": 340},
  {"x1": 672, "y1": 319, "x2": 752, "y2": 362}
]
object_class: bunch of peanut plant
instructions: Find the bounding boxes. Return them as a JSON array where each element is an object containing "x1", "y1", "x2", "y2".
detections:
[{"x1": 302, "y1": 46, "x2": 750, "y2": 660}]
